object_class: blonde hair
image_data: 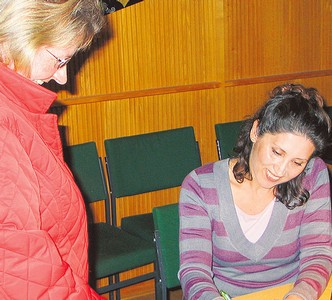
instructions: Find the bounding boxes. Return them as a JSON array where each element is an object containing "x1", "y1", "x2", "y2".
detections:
[{"x1": 0, "y1": 0, "x2": 105, "y2": 76}]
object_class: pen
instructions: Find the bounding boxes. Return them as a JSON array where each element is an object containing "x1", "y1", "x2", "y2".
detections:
[{"x1": 220, "y1": 289, "x2": 232, "y2": 300}]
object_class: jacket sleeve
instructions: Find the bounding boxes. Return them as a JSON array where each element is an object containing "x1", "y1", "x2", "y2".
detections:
[
  {"x1": 178, "y1": 170, "x2": 222, "y2": 300},
  {"x1": 284, "y1": 158, "x2": 332, "y2": 300},
  {"x1": 0, "y1": 126, "x2": 105, "y2": 299}
]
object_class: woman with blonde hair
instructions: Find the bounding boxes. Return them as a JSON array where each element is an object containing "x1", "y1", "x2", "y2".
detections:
[{"x1": 0, "y1": 0, "x2": 106, "y2": 298}]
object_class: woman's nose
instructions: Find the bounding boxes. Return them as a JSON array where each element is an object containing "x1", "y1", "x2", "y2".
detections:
[
  {"x1": 52, "y1": 66, "x2": 68, "y2": 85},
  {"x1": 274, "y1": 160, "x2": 288, "y2": 176}
]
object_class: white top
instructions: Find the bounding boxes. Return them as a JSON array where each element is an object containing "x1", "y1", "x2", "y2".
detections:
[{"x1": 235, "y1": 200, "x2": 275, "y2": 243}]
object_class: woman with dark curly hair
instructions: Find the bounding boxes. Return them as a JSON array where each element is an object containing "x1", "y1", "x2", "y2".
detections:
[{"x1": 179, "y1": 84, "x2": 331, "y2": 300}]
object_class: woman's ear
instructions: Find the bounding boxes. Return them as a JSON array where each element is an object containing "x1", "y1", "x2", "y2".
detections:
[{"x1": 250, "y1": 120, "x2": 259, "y2": 143}]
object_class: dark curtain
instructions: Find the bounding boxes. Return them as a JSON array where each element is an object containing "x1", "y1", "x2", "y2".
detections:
[{"x1": 102, "y1": 0, "x2": 143, "y2": 14}]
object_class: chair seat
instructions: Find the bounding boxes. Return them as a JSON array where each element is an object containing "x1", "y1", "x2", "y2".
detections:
[
  {"x1": 89, "y1": 222, "x2": 156, "y2": 279},
  {"x1": 121, "y1": 212, "x2": 155, "y2": 243}
]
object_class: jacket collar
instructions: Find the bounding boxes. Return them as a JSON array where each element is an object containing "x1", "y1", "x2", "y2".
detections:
[{"x1": 0, "y1": 63, "x2": 57, "y2": 114}]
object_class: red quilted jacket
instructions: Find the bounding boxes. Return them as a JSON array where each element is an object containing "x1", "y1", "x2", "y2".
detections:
[{"x1": 0, "y1": 64, "x2": 104, "y2": 299}]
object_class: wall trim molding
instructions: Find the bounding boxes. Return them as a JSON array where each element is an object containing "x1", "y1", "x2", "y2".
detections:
[
  {"x1": 53, "y1": 81, "x2": 221, "y2": 106},
  {"x1": 225, "y1": 69, "x2": 332, "y2": 87},
  {"x1": 53, "y1": 69, "x2": 332, "y2": 107}
]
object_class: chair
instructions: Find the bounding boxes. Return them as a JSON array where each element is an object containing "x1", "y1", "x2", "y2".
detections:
[
  {"x1": 153, "y1": 203, "x2": 181, "y2": 300},
  {"x1": 322, "y1": 106, "x2": 332, "y2": 165},
  {"x1": 215, "y1": 120, "x2": 243, "y2": 160},
  {"x1": 325, "y1": 106, "x2": 332, "y2": 119},
  {"x1": 104, "y1": 126, "x2": 201, "y2": 244},
  {"x1": 64, "y1": 142, "x2": 160, "y2": 300}
]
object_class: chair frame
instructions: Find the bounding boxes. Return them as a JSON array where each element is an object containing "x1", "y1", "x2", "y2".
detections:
[{"x1": 154, "y1": 230, "x2": 168, "y2": 300}]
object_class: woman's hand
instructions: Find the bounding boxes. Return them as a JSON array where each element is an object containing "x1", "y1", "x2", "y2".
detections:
[{"x1": 284, "y1": 295, "x2": 304, "y2": 300}]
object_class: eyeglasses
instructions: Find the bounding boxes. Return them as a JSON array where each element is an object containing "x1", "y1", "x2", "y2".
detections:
[{"x1": 46, "y1": 49, "x2": 72, "y2": 69}]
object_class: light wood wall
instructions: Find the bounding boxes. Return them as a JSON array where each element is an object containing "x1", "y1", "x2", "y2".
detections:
[{"x1": 50, "y1": 0, "x2": 332, "y2": 298}]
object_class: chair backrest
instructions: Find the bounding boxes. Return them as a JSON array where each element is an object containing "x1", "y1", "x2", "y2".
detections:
[
  {"x1": 104, "y1": 126, "x2": 201, "y2": 197},
  {"x1": 325, "y1": 106, "x2": 332, "y2": 119},
  {"x1": 64, "y1": 141, "x2": 111, "y2": 223},
  {"x1": 153, "y1": 203, "x2": 180, "y2": 290},
  {"x1": 104, "y1": 126, "x2": 201, "y2": 226},
  {"x1": 322, "y1": 106, "x2": 332, "y2": 164},
  {"x1": 215, "y1": 121, "x2": 243, "y2": 159}
]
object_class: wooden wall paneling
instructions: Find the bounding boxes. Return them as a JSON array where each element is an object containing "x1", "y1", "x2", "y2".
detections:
[
  {"x1": 223, "y1": 0, "x2": 332, "y2": 124},
  {"x1": 224, "y1": 76, "x2": 332, "y2": 124},
  {"x1": 56, "y1": 89, "x2": 224, "y2": 163},
  {"x1": 224, "y1": 76, "x2": 332, "y2": 123},
  {"x1": 51, "y1": 0, "x2": 219, "y2": 104},
  {"x1": 224, "y1": 0, "x2": 332, "y2": 81},
  {"x1": 321, "y1": 1, "x2": 332, "y2": 68}
]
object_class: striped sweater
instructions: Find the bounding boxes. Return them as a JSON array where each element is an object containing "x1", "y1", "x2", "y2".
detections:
[{"x1": 179, "y1": 157, "x2": 331, "y2": 300}]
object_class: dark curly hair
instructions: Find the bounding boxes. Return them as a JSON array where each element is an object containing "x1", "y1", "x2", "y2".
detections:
[{"x1": 232, "y1": 83, "x2": 331, "y2": 209}]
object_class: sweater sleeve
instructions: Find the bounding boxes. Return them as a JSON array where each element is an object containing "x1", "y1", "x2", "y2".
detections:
[
  {"x1": 0, "y1": 126, "x2": 104, "y2": 299},
  {"x1": 284, "y1": 158, "x2": 332, "y2": 300},
  {"x1": 178, "y1": 169, "x2": 222, "y2": 300}
]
